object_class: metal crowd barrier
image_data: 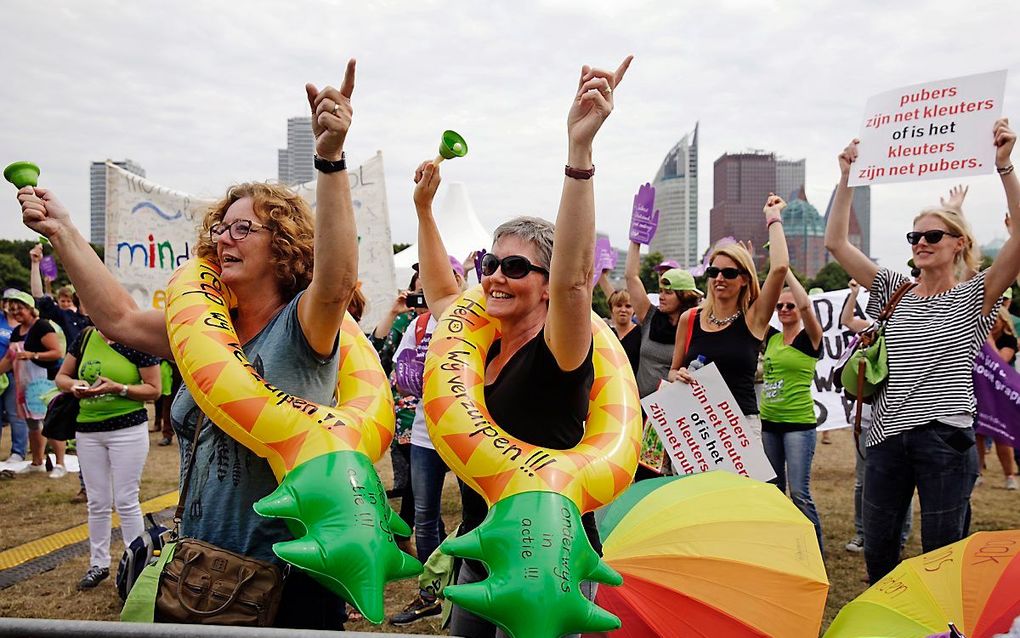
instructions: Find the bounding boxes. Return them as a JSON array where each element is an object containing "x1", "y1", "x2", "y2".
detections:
[{"x1": 0, "y1": 618, "x2": 446, "y2": 637}]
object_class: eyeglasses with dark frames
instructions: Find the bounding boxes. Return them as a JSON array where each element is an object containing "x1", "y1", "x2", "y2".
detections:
[
  {"x1": 775, "y1": 302, "x2": 797, "y2": 311},
  {"x1": 210, "y1": 219, "x2": 266, "y2": 242},
  {"x1": 704, "y1": 266, "x2": 745, "y2": 280},
  {"x1": 906, "y1": 230, "x2": 961, "y2": 245},
  {"x1": 479, "y1": 253, "x2": 549, "y2": 279}
]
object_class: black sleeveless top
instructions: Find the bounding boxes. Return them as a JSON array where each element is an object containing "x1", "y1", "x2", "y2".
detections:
[
  {"x1": 612, "y1": 325, "x2": 641, "y2": 377},
  {"x1": 682, "y1": 312, "x2": 762, "y2": 415}
]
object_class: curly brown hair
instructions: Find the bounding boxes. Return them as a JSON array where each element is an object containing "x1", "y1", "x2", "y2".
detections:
[{"x1": 194, "y1": 182, "x2": 315, "y2": 299}]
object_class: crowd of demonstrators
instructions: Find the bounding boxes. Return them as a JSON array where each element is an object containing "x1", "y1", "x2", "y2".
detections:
[
  {"x1": 0, "y1": 299, "x2": 27, "y2": 465},
  {"x1": 413, "y1": 55, "x2": 631, "y2": 638},
  {"x1": 18, "y1": 60, "x2": 360, "y2": 630},
  {"x1": 54, "y1": 326, "x2": 162, "y2": 589},
  {"x1": 978, "y1": 305, "x2": 1019, "y2": 490},
  {"x1": 759, "y1": 270, "x2": 825, "y2": 554},
  {"x1": 839, "y1": 279, "x2": 914, "y2": 555},
  {"x1": 824, "y1": 118, "x2": 1020, "y2": 584},
  {"x1": 669, "y1": 193, "x2": 791, "y2": 441},
  {"x1": 387, "y1": 252, "x2": 464, "y2": 626},
  {"x1": 0, "y1": 289, "x2": 67, "y2": 476}
]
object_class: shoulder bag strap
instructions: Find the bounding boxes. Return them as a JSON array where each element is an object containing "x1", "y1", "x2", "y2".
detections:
[
  {"x1": 877, "y1": 281, "x2": 917, "y2": 322},
  {"x1": 173, "y1": 413, "x2": 206, "y2": 536}
]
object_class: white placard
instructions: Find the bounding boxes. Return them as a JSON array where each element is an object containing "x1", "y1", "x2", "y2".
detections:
[
  {"x1": 849, "y1": 70, "x2": 1007, "y2": 186},
  {"x1": 640, "y1": 363, "x2": 776, "y2": 482}
]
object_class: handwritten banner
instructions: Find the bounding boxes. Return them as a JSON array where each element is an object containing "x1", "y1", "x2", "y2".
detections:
[
  {"x1": 849, "y1": 70, "x2": 1007, "y2": 186},
  {"x1": 974, "y1": 342, "x2": 1020, "y2": 445},
  {"x1": 640, "y1": 364, "x2": 775, "y2": 482},
  {"x1": 104, "y1": 152, "x2": 395, "y2": 328}
]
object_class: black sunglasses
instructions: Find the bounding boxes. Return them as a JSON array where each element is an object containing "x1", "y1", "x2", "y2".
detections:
[
  {"x1": 775, "y1": 302, "x2": 796, "y2": 311},
  {"x1": 210, "y1": 219, "x2": 265, "y2": 242},
  {"x1": 480, "y1": 253, "x2": 549, "y2": 279},
  {"x1": 906, "y1": 230, "x2": 961, "y2": 245},
  {"x1": 705, "y1": 266, "x2": 744, "y2": 280}
]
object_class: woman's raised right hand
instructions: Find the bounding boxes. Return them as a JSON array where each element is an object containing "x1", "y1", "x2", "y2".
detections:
[
  {"x1": 838, "y1": 139, "x2": 860, "y2": 176},
  {"x1": 413, "y1": 161, "x2": 441, "y2": 211},
  {"x1": 18, "y1": 187, "x2": 72, "y2": 240}
]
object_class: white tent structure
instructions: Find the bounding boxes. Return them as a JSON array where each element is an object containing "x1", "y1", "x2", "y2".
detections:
[{"x1": 393, "y1": 181, "x2": 492, "y2": 288}]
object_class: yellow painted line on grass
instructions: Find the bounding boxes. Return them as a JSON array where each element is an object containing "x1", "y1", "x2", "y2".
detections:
[{"x1": 0, "y1": 490, "x2": 178, "y2": 570}]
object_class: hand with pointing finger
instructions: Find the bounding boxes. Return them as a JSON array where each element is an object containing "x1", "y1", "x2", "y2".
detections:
[
  {"x1": 567, "y1": 56, "x2": 633, "y2": 149},
  {"x1": 307, "y1": 59, "x2": 356, "y2": 161}
]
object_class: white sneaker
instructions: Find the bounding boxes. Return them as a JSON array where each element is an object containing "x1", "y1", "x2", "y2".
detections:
[
  {"x1": 5, "y1": 453, "x2": 24, "y2": 464},
  {"x1": 845, "y1": 536, "x2": 864, "y2": 553},
  {"x1": 16, "y1": 463, "x2": 46, "y2": 474},
  {"x1": 48, "y1": 464, "x2": 67, "y2": 479},
  {"x1": 1007, "y1": 476, "x2": 1018, "y2": 491}
]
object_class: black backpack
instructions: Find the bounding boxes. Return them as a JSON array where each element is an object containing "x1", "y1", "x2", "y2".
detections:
[{"x1": 116, "y1": 513, "x2": 168, "y2": 601}]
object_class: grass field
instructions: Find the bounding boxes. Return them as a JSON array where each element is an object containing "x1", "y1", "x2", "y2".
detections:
[{"x1": 1, "y1": 424, "x2": 1018, "y2": 635}]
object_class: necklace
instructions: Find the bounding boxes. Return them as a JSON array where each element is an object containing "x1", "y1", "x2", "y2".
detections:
[{"x1": 708, "y1": 310, "x2": 741, "y2": 327}]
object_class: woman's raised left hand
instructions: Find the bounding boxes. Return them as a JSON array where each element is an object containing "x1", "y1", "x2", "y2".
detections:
[
  {"x1": 567, "y1": 56, "x2": 633, "y2": 149},
  {"x1": 306, "y1": 59, "x2": 356, "y2": 161}
]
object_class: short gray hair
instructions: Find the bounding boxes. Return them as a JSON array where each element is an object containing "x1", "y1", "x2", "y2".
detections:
[{"x1": 492, "y1": 216, "x2": 555, "y2": 270}]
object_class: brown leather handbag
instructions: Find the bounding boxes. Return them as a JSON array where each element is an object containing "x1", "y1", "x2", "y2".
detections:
[{"x1": 154, "y1": 416, "x2": 286, "y2": 626}]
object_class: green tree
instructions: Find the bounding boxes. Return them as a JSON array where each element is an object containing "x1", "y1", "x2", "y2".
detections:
[
  {"x1": 392, "y1": 242, "x2": 411, "y2": 254},
  {"x1": 0, "y1": 253, "x2": 29, "y2": 290},
  {"x1": 809, "y1": 261, "x2": 850, "y2": 291},
  {"x1": 639, "y1": 251, "x2": 664, "y2": 293},
  {"x1": 592, "y1": 285, "x2": 610, "y2": 318}
]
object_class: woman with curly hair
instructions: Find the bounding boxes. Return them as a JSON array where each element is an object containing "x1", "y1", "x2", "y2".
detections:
[{"x1": 17, "y1": 61, "x2": 361, "y2": 629}]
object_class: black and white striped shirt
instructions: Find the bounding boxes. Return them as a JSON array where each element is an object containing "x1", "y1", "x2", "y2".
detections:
[{"x1": 866, "y1": 268, "x2": 999, "y2": 446}]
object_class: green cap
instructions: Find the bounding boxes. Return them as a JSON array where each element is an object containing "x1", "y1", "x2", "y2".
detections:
[
  {"x1": 2, "y1": 288, "x2": 35, "y2": 309},
  {"x1": 659, "y1": 269, "x2": 703, "y2": 296}
]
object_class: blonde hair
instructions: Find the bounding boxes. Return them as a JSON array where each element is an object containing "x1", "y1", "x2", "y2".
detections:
[
  {"x1": 701, "y1": 244, "x2": 760, "y2": 319},
  {"x1": 194, "y1": 182, "x2": 315, "y2": 300},
  {"x1": 608, "y1": 289, "x2": 631, "y2": 308},
  {"x1": 912, "y1": 208, "x2": 980, "y2": 278},
  {"x1": 996, "y1": 306, "x2": 1017, "y2": 338}
]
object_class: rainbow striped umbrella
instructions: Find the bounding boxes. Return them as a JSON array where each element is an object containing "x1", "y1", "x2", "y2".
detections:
[
  {"x1": 825, "y1": 530, "x2": 1020, "y2": 638},
  {"x1": 588, "y1": 471, "x2": 828, "y2": 638}
]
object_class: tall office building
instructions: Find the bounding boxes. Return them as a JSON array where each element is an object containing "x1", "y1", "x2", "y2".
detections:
[
  {"x1": 783, "y1": 188, "x2": 828, "y2": 277},
  {"x1": 775, "y1": 158, "x2": 806, "y2": 202},
  {"x1": 649, "y1": 124, "x2": 699, "y2": 267},
  {"x1": 277, "y1": 117, "x2": 315, "y2": 185},
  {"x1": 90, "y1": 159, "x2": 146, "y2": 245},
  {"x1": 823, "y1": 184, "x2": 871, "y2": 259},
  {"x1": 709, "y1": 151, "x2": 777, "y2": 255}
]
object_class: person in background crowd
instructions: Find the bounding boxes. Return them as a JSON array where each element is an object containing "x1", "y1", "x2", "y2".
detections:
[
  {"x1": 388, "y1": 257, "x2": 464, "y2": 626},
  {"x1": 30, "y1": 244, "x2": 90, "y2": 347},
  {"x1": 151, "y1": 362, "x2": 182, "y2": 448},
  {"x1": 978, "y1": 305, "x2": 1018, "y2": 490},
  {"x1": 839, "y1": 280, "x2": 913, "y2": 554},
  {"x1": 759, "y1": 271, "x2": 825, "y2": 553},
  {"x1": 0, "y1": 299, "x2": 28, "y2": 464},
  {"x1": 18, "y1": 60, "x2": 361, "y2": 629},
  {"x1": 0, "y1": 289, "x2": 67, "y2": 477},
  {"x1": 55, "y1": 327, "x2": 161, "y2": 589},
  {"x1": 824, "y1": 119, "x2": 1020, "y2": 583},
  {"x1": 413, "y1": 55, "x2": 632, "y2": 638},
  {"x1": 606, "y1": 288, "x2": 640, "y2": 376},
  {"x1": 669, "y1": 194, "x2": 792, "y2": 443}
]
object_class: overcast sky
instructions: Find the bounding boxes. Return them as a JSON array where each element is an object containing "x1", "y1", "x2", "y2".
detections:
[{"x1": 2, "y1": 0, "x2": 1018, "y2": 273}]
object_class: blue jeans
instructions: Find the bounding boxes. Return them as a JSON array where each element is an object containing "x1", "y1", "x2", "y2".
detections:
[
  {"x1": 762, "y1": 427, "x2": 824, "y2": 555},
  {"x1": 854, "y1": 426, "x2": 912, "y2": 546},
  {"x1": 863, "y1": 421, "x2": 978, "y2": 583},
  {"x1": 410, "y1": 444, "x2": 449, "y2": 576},
  {"x1": 1, "y1": 377, "x2": 28, "y2": 458}
]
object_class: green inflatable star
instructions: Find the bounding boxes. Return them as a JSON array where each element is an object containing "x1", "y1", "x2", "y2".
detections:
[
  {"x1": 254, "y1": 450, "x2": 422, "y2": 623},
  {"x1": 441, "y1": 491, "x2": 623, "y2": 638}
]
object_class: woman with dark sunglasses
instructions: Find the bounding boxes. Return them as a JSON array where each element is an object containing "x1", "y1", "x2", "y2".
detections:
[
  {"x1": 668, "y1": 195, "x2": 792, "y2": 442},
  {"x1": 412, "y1": 56, "x2": 632, "y2": 638},
  {"x1": 17, "y1": 61, "x2": 362, "y2": 629},
  {"x1": 759, "y1": 272, "x2": 824, "y2": 553},
  {"x1": 824, "y1": 118, "x2": 1020, "y2": 585}
]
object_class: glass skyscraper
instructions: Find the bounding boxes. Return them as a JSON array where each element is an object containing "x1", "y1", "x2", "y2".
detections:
[{"x1": 650, "y1": 123, "x2": 699, "y2": 267}]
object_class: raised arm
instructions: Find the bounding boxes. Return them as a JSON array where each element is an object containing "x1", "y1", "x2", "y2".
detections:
[
  {"x1": 983, "y1": 118, "x2": 1020, "y2": 314},
  {"x1": 624, "y1": 242, "x2": 652, "y2": 322},
  {"x1": 747, "y1": 194, "x2": 790, "y2": 338},
  {"x1": 297, "y1": 59, "x2": 359, "y2": 358},
  {"x1": 840, "y1": 280, "x2": 871, "y2": 333},
  {"x1": 546, "y1": 56, "x2": 632, "y2": 371},
  {"x1": 413, "y1": 162, "x2": 461, "y2": 319},
  {"x1": 784, "y1": 270, "x2": 822, "y2": 350},
  {"x1": 596, "y1": 270, "x2": 616, "y2": 298},
  {"x1": 824, "y1": 139, "x2": 880, "y2": 289},
  {"x1": 28, "y1": 244, "x2": 44, "y2": 298},
  {"x1": 18, "y1": 188, "x2": 170, "y2": 358}
]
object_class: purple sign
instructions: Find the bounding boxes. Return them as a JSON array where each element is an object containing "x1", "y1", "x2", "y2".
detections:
[
  {"x1": 40, "y1": 255, "x2": 57, "y2": 281},
  {"x1": 973, "y1": 342, "x2": 1020, "y2": 445}
]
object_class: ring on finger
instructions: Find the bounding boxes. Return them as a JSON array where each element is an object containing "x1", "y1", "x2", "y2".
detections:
[
  {"x1": 332, "y1": 102, "x2": 340, "y2": 115},
  {"x1": 602, "y1": 86, "x2": 612, "y2": 95}
]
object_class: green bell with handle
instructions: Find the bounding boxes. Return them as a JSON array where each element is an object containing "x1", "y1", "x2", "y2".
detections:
[
  {"x1": 433, "y1": 130, "x2": 468, "y2": 166},
  {"x1": 3, "y1": 161, "x2": 41, "y2": 188}
]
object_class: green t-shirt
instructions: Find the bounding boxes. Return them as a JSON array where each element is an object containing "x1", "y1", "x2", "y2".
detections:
[
  {"x1": 759, "y1": 328, "x2": 822, "y2": 425},
  {"x1": 75, "y1": 329, "x2": 161, "y2": 424}
]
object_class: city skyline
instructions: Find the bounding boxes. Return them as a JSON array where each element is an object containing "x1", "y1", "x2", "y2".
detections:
[
  {"x1": 277, "y1": 117, "x2": 315, "y2": 186},
  {"x1": 649, "y1": 123, "x2": 699, "y2": 267}
]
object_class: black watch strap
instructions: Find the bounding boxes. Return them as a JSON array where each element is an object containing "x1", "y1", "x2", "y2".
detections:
[{"x1": 314, "y1": 153, "x2": 347, "y2": 173}]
